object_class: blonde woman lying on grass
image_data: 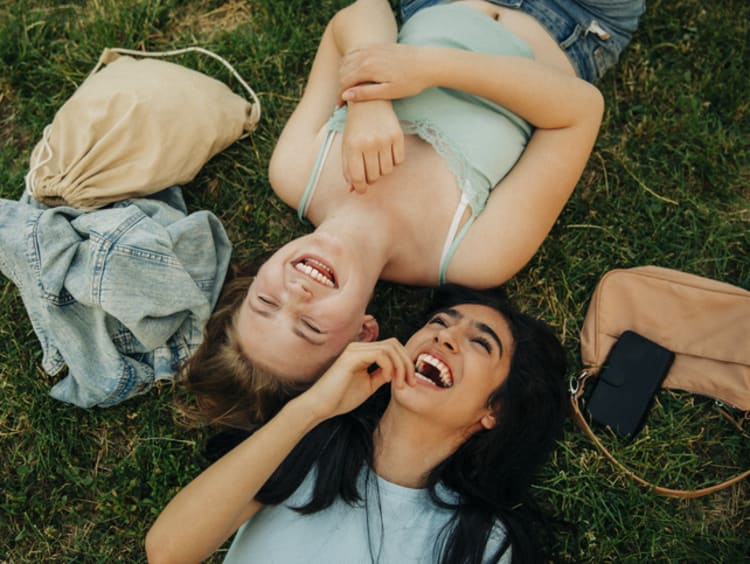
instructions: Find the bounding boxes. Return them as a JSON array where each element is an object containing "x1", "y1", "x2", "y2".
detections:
[{"x1": 179, "y1": 0, "x2": 643, "y2": 430}]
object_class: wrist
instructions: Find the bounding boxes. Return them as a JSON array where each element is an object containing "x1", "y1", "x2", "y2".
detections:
[
  {"x1": 419, "y1": 47, "x2": 444, "y2": 90},
  {"x1": 282, "y1": 393, "x2": 329, "y2": 433},
  {"x1": 347, "y1": 98, "x2": 391, "y2": 110}
]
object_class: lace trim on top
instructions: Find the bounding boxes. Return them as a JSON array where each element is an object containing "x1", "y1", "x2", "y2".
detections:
[
  {"x1": 326, "y1": 111, "x2": 489, "y2": 283},
  {"x1": 328, "y1": 112, "x2": 490, "y2": 217}
]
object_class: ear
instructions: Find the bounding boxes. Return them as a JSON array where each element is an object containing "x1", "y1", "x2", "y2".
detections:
[
  {"x1": 480, "y1": 411, "x2": 497, "y2": 431},
  {"x1": 355, "y1": 314, "x2": 379, "y2": 342},
  {"x1": 461, "y1": 413, "x2": 496, "y2": 440}
]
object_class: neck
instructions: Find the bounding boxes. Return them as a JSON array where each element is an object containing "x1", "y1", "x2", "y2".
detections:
[
  {"x1": 313, "y1": 196, "x2": 398, "y2": 276},
  {"x1": 372, "y1": 403, "x2": 469, "y2": 489}
]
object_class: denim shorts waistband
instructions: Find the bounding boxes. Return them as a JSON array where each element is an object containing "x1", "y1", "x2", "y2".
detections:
[{"x1": 401, "y1": 0, "x2": 646, "y2": 82}]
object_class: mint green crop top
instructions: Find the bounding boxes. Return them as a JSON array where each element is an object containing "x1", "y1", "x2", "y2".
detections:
[{"x1": 298, "y1": 3, "x2": 534, "y2": 283}]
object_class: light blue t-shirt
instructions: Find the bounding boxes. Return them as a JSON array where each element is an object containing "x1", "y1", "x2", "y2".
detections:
[{"x1": 223, "y1": 466, "x2": 511, "y2": 563}]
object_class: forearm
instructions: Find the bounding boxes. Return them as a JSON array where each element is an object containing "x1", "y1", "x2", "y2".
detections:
[
  {"x1": 313, "y1": 0, "x2": 397, "y2": 97},
  {"x1": 145, "y1": 398, "x2": 323, "y2": 564},
  {"x1": 332, "y1": 0, "x2": 397, "y2": 55},
  {"x1": 277, "y1": 0, "x2": 396, "y2": 129},
  {"x1": 419, "y1": 48, "x2": 603, "y2": 128},
  {"x1": 316, "y1": 0, "x2": 397, "y2": 100},
  {"x1": 268, "y1": 0, "x2": 398, "y2": 201},
  {"x1": 146, "y1": 336, "x2": 412, "y2": 563}
]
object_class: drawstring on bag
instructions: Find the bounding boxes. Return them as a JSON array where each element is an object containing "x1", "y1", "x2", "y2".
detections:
[{"x1": 24, "y1": 47, "x2": 261, "y2": 209}]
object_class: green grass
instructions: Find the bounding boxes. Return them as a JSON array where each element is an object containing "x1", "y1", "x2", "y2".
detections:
[{"x1": 1, "y1": 0, "x2": 748, "y2": 561}]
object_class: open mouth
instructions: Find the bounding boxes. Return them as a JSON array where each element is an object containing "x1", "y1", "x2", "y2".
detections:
[
  {"x1": 293, "y1": 257, "x2": 337, "y2": 288},
  {"x1": 415, "y1": 353, "x2": 453, "y2": 388}
]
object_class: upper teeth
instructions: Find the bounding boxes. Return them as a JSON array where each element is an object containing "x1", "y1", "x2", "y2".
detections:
[
  {"x1": 294, "y1": 259, "x2": 335, "y2": 287},
  {"x1": 415, "y1": 353, "x2": 453, "y2": 388}
]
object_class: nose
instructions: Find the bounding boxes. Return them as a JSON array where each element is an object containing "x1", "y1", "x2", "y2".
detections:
[
  {"x1": 434, "y1": 326, "x2": 459, "y2": 353},
  {"x1": 287, "y1": 278, "x2": 313, "y2": 302}
]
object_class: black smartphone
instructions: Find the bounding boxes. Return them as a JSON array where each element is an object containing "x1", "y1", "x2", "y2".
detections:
[{"x1": 587, "y1": 330, "x2": 675, "y2": 439}]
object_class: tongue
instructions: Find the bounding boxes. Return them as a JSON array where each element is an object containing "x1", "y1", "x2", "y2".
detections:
[{"x1": 420, "y1": 363, "x2": 444, "y2": 387}]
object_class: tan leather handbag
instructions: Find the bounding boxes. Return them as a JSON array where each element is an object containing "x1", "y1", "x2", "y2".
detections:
[
  {"x1": 25, "y1": 47, "x2": 261, "y2": 210},
  {"x1": 570, "y1": 266, "x2": 750, "y2": 498}
]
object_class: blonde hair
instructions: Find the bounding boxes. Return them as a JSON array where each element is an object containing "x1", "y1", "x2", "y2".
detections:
[{"x1": 175, "y1": 270, "x2": 305, "y2": 431}]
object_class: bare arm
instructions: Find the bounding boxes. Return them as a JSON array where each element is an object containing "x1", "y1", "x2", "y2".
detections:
[
  {"x1": 269, "y1": 0, "x2": 402, "y2": 204},
  {"x1": 433, "y1": 50, "x2": 602, "y2": 286},
  {"x1": 340, "y1": 43, "x2": 601, "y2": 130},
  {"x1": 448, "y1": 111, "x2": 601, "y2": 287},
  {"x1": 145, "y1": 339, "x2": 414, "y2": 564},
  {"x1": 340, "y1": 44, "x2": 603, "y2": 286}
]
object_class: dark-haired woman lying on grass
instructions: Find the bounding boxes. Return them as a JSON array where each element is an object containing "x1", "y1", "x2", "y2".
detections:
[{"x1": 147, "y1": 285, "x2": 568, "y2": 563}]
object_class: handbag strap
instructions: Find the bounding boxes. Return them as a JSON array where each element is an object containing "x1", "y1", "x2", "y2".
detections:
[{"x1": 569, "y1": 371, "x2": 750, "y2": 498}]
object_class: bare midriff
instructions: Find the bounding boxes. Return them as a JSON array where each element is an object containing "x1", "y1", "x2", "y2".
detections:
[{"x1": 461, "y1": 0, "x2": 577, "y2": 76}]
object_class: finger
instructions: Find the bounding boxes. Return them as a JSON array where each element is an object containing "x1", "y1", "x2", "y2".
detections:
[
  {"x1": 339, "y1": 344, "x2": 390, "y2": 382},
  {"x1": 376, "y1": 350, "x2": 403, "y2": 390},
  {"x1": 355, "y1": 351, "x2": 394, "y2": 394},
  {"x1": 375, "y1": 339, "x2": 412, "y2": 390},
  {"x1": 352, "y1": 174, "x2": 368, "y2": 194},
  {"x1": 341, "y1": 83, "x2": 390, "y2": 103},
  {"x1": 379, "y1": 149, "x2": 393, "y2": 177},
  {"x1": 346, "y1": 151, "x2": 367, "y2": 194},
  {"x1": 396, "y1": 341, "x2": 416, "y2": 387},
  {"x1": 367, "y1": 368, "x2": 391, "y2": 394},
  {"x1": 392, "y1": 134, "x2": 406, "y2": 166},
  {"x1": 392, "y1": 339, "x2": 415, "y2": 388},
  {"x1": 381, "y1": 338, "x2": 414, "y2": 388},
  {"x1": 359, "y1": 341, "x2": 396, "y2": 369},
  {"x1": 338, "y1": 55, "x2": 366, "y2": 92},
  {"x1": 363, "y1": 151, "x2": 380, "y2": 185},
  {"x1": 392, "y1": 353, "x2": 408, "y2": 390},
  {"x1": 342, "y1": 148, "x2": 351, "y2": 186}
]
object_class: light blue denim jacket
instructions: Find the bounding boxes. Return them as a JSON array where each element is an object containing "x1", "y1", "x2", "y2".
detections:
[{"x1": 0, "y1": 186, "x2": 231, "y2": 407}]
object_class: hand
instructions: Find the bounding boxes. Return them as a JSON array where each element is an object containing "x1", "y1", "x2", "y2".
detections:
[
  {"x1": 339, "y1": 43, "x2": 430, "y2": 103},
  {"x1": 302, "y1": 338, "x2": 415, "y2": 422},
  {"x1": 342, "y1": 100, "x2": 405, "y2": 193}
]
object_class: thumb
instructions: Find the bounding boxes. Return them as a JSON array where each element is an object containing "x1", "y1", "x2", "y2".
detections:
[{"x1": 341, "y1": 83, "x2": 386, "y2": 103}]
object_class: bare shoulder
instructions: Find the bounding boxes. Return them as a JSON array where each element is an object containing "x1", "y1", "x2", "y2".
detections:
[
  {"x1": 446, "y1": 212, "x2": 540, "y2": 288},
  {"x1": 268, "y1": 122, "x2": 328, "y2": 209}
]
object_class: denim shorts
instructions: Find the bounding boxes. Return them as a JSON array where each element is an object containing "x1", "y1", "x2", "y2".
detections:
[{"x1": 400, "y1": 0, "x2": 646, "y2": 83}]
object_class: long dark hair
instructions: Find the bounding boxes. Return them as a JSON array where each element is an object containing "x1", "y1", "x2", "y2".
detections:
[{"x1": 219, "y1": 285, "x2": 568, "y2": 563}]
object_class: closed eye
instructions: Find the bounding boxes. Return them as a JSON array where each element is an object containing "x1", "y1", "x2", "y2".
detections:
[
  {"x1": 257, "y1": 295, "x2": 279, "y2": 309},
  {"x1": 302, "y1": 319, "x2": 323, "y2": 334},
  {"x1": 428, "y1": 314, "x2": 448, "y2": 327},
  {"x1": 472, "y1": 336, "x2": 492, "y2": 354}
]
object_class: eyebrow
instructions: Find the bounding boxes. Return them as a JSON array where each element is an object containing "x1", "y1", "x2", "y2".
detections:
[
  {"x1": 444, "y1": 308, "x2": 504, "y2": 356},
  {"x1": 248, "y1": 300, "x2": 324, "y2": 347}
]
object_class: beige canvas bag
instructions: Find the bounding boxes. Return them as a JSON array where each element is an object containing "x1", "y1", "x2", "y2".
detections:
[
  {"x1": 25, "y1": 47, "x2": 261, "y2": 210},
  {"x1": 570, "y1": 266, "x2": 750, "y2": 497}
]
